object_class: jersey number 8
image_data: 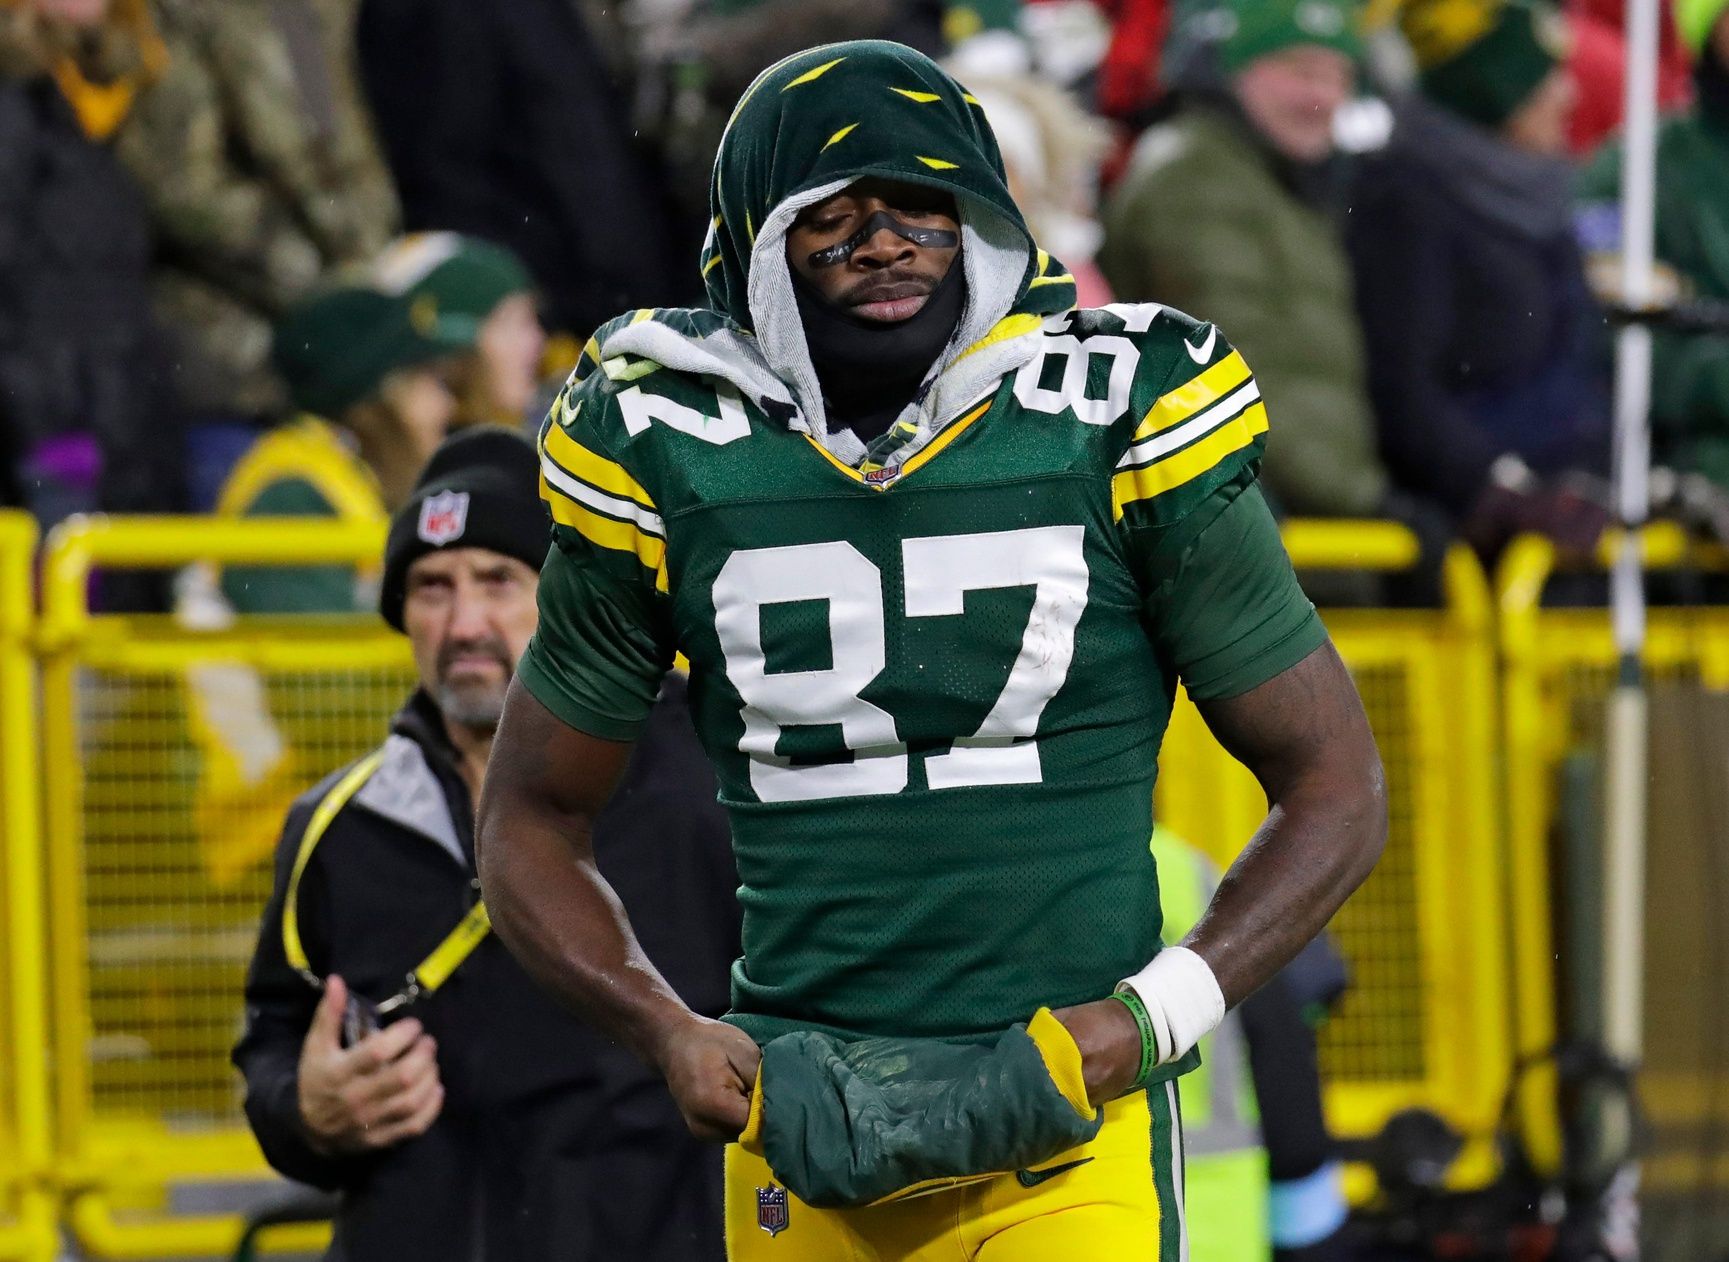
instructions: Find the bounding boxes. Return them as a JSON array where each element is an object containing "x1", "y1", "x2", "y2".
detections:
[{"x1": 712, "y1": 526, "x2": 1090, "y2": 803}]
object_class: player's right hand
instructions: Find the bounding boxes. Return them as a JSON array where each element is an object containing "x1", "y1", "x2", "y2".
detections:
[
  {"x1": 656, "y1": 1014, "x2": 762, "y2": 1143},
  {"x1": 297, "y1": 975, "x2": 445, "y2": 1154}
]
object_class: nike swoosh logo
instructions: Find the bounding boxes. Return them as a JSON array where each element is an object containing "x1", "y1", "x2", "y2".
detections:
[
  {"x1": 1016, "y1": 1157, "x2": 1094, "y2": 1188},
  {"x1": 1184, "y1": 326, "x2": 1217, "y2": 364}
]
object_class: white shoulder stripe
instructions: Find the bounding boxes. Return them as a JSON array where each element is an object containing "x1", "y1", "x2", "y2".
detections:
[
  {"x1": 1117, "y1": 380, "x2": 1262, "y2": 470},
  {"x1": 541, "y1": 454, "x2": 666, "y2": 538}
]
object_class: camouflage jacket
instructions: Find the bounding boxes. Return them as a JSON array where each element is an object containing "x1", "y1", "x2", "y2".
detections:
[{"x1": 114, "y1": 0, "x2": 398, "y2": 417}]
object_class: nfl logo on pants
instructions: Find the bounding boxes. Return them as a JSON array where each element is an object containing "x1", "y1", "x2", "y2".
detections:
[{"x1": 756, "y1": 1185, "x2": 789, "y2": 1238}]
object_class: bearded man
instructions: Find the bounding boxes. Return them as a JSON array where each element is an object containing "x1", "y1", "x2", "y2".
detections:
[
  {"x1": 480, "y1": 40, "x2": 1385, "y2": 1261},
  {"x1": 235, "y1": 427, "x2": 738, "y2": 1260}
]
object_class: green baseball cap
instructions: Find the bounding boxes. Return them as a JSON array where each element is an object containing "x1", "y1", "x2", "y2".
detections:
[
  {"x1": 369, "y1": 232, "x2": 535, "y2": 342},
  {"x1": 273, "y1": 285, "x2": 476, "y2": 419}
]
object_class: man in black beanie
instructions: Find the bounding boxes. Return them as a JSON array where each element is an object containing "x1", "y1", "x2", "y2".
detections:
[{"x1": 235, "y1": 426, "x2": 738, "y2": 1260}]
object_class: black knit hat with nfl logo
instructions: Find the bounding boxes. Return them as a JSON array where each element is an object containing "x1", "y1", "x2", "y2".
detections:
[{"x1": 379, "y1": 426, "x2": 549, "y2": 631}]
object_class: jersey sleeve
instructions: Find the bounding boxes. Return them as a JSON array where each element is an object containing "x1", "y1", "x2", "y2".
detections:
[
  {"x1": 517, "y1": 360, "x2": 676, "y2": 741},
  {"x1": 1111, "y1": 312, "x2": 1324, "y2": 699},
  {"x1": 1110, "y1": 310, "x2": 1270, "y2": 532}
]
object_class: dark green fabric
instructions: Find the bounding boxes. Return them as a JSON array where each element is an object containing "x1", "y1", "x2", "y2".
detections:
[
  {"x1": 1215, "y1": 0, "x2": 1361, "y2": 70},
  {"x1": 702, "y1": 40, "x2": 1048, "y2": 328},
  {"x1": 1144, "y1": 476, "x2": 1325, "y2": 700},
  {"x1": 525, "y1": 300, "x2": 1309, "y2": 1041},
  {"x1": 274, "y1": 285, "x2": 473, "y2": 417},
  {"x1": 1099, "y1": 107, "x2": 1387, "y2": 516},
  {"x1": 755, "y1": 1022, "x2": 1102, "y2": 1208},
  {"x1": 1416, "y1": 1, "x2": 1561, "y2": 128},
  {"x1": 402, "y1": 236, "x2": 534, "y2": 340},
  {"x1": 1580, "y1": 112, "x2": 1729, "y2": 486},
  {"x1": 223, "y1": 478, "x2": 359, "y2": 614},
  {"x1": 518, "y1": 538, "x2": 672, "y2": 741}
]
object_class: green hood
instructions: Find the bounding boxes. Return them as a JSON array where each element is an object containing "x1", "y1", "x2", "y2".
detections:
[
  {"x1": 651, "y1": 40, "x2": 1073, "y2": 465},
  {"x1": 702, "y1": 39, "x2": 1034, "y2": 325}
]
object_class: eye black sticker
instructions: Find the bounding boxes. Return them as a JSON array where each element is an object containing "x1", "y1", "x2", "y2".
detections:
[{"x1": 807, "y1": 210, "x2": 959, "y2": 268}]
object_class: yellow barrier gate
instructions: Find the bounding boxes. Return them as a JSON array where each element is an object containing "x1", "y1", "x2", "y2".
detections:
[
  {"x1": 38, "y1": 516, "x2": 411, "y2": 1259},
  {"x1": 0, "y1": 511, "x2": 54, "y2": 1262},
  {"x1": 6, "y1": 510, "x2": 1524, "y2": 1251},
  {"x1": 1157, "y1": 524, "x2": 1513, "y2": 1190},
  {"x1": 1499, "y1": 524, "x2": 1729, "y2": 1192}
]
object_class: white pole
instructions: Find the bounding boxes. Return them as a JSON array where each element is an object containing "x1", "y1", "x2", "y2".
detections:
[{"x1": 1603, "y1": 0, "x2": 1660, "y2": 1081}]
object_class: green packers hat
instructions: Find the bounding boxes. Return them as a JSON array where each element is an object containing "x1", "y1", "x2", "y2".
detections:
[
  {"x1": 273, "y1": 285, "x2": 475, "y2": 419},
  {"x1": 1195, "y1": 0, "x2": 1363, "y2": 72},
  {"x1": 370, "y1": 232, "x2": 535, "y2": 342},
  {"x1": 1405, "y1": 0, "x2": 1566, "y2": 127},
  {"x1": 1676, "y1": 0, "x2": 1729, "y2": 54}
]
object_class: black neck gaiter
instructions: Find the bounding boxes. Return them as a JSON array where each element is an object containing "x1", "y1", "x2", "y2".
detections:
[{"x1": 793, "y1": 263, "x2": 968, "y2": 444}]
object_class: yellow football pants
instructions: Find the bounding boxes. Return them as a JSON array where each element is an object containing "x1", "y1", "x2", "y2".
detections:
[{"x1": 725, "y1": 1081, "x2": 1186, "y2": 1261}]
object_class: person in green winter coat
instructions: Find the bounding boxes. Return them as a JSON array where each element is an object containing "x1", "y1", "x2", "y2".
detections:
[
  {"x1": 1097, "y1": 0, "x2": 1392, "y2": 522},
  {"x1": 1579, "y1": 0, "x2": 1729, "y2": 494}
]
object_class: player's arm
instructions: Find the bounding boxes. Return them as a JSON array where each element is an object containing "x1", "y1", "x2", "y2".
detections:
[
  {"x1": 1059, "y1": 323, "x2": 1385, "y2": 1099},
  {"x1": 477, "y1": 684, "x2": 760, "y2": 1141},
  {"x1": 1056, "y1": 634, "x2": 1382, "y2": 1104},
  {"x1": 1184, "y1": 642, "x2": 1384, "y2": 1001},
  {"x1": 477, "y1": 376, "x2": 760, "y2": 1140}
]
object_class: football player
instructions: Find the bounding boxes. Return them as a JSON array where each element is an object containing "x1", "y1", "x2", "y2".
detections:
[{"x1": 477, "y1": 39, "x2": 1385, "y2": 1261}]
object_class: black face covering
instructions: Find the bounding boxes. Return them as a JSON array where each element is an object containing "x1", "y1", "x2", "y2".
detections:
[{"x1": 792, "y1": 261, "x2": 968, "y2": 444}]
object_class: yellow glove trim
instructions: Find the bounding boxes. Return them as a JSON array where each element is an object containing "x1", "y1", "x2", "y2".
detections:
[
  {"x1": 1026, "y1": 1007, "x2": 1098, "y2": 1122},
  {"x1": 739, "y1": 1063, "x2": 767, "y2": 1154}
]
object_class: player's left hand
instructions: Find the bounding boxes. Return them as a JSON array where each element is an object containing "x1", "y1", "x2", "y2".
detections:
[{"x1": 1050, "y1": 998, "x2": 1143, "y2": 1105}]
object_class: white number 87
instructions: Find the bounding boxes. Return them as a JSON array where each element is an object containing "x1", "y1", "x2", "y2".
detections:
[{"x1": 712, "y1": 526, "x2": 1090, "y2": 803}]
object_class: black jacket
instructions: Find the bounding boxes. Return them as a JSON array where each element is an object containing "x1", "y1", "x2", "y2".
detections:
[
  {"x1": 234, "y1": 678, "x2": 738, "y2": 1261},
  {"x1": 355, "y1": 0, "x2": 691, "y2": 335},
  {"x1": 0, "y1": 71, "x2": 175, "y2": 515},
  {"x1": 1346, "y1": 97, "x2": 1610, "y2": 515}
]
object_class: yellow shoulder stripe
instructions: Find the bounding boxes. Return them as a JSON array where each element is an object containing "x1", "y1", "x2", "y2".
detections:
[
  {"x1": 1112, "y1": 402, "x2": 1268, "y2": 520},
  {"x1": 541, "y1": 424, "x2": 657, "y2": 510},
  {"x1": 540, "y1": 473, "x2": 670, "y2": 592},
  {"x1": 1134, "y1": 350, "x2": 1251, "y2": 441},
  {"x1": 891, "y1": 87, "x2": 942, "y2": 102}
]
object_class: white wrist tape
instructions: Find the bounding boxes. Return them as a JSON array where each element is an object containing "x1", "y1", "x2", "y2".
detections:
[{"x1": 1115, "y1": 947, "x2": 1227, "y2": 1066}]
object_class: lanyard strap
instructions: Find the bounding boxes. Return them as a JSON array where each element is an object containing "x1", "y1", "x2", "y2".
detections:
[{"x1": 281, "y1": 746, "x2": 491, "y2": 1009}]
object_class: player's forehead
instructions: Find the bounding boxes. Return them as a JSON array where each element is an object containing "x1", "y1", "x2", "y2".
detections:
[{"x1": 792, "y1": 177, "x2": 958, "y2": 226}]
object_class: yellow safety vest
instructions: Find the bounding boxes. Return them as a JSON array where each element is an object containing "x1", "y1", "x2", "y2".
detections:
[
  {"x1": 1152, "y1": 827, "x2": 1272, "y2": 1262},
  {"x1": 216, "y1": 415, "x2": 387, "y2": 525}
]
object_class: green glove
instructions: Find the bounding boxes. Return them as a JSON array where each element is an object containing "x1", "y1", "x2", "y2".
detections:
[{"x1": 739, "y1": 1008, "x2": 1101, "y2": 1209}]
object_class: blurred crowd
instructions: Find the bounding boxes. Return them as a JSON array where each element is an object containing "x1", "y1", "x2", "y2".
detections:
[{"x1": 2, "y1": 0, "x2": 1728, "y2": 608}]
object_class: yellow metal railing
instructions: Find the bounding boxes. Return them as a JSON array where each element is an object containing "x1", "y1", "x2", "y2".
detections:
[
  {"x1": 0, "y1": 510, "x2": 1618, "y2": 1249},
  {"x1": 38, "y1": 515, "x2": 406, "y2": 1259},
  {"x1": 1497, "y1": 524, "x2": 1729, "y2": 1187},
  {"x1": 0, "y1": 511, "x2": 54, "y2": 1262},
  {"x1": 1157, "y1": 522, "x2": 1512, "y2": 1193}
]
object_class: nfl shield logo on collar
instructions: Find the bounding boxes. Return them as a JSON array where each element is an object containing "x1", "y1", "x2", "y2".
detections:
[
  {"x1": 417, "y1": 490, "x2": 470, "y2": 546},
  {"x1": 756, "y1": 1184, "x2": 789, "y2": 1238}
]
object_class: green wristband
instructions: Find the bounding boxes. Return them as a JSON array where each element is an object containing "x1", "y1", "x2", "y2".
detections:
[{"x1": 1110, "y1": 989, "x2": 1157, "y2": 1089}]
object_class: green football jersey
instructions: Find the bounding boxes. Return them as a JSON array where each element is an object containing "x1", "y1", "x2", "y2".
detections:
[{"x1": 521, "y1": 300, "x2": 1324, "y2": 1043}]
